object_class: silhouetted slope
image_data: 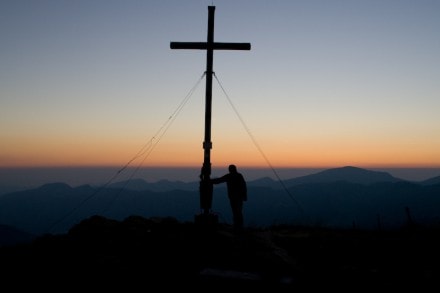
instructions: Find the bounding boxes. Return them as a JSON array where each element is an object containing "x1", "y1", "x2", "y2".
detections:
[
  {"x1": 0, "y1": 224, "x2": 35, "y2": 246},
  {"x1": 1, "y1": 216, "x2": 439, "y2": 291},
  {"x1": 0, "y1": 216, "x2": 296, "y2": 290},
  {"x1": 421, "y1": 176, "x2": 440, "y2": 186}
]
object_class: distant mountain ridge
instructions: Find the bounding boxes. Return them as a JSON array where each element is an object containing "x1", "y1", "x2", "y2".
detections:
[
  {"x1": 1, "y1": 166, "x2": 439, "y2": 237},
  {"x1": 108, "y1": 166, "x2": 407, "y2": 192},
  {"x1": 108, "y1": 178, "x2": 198, "y2": 192}
]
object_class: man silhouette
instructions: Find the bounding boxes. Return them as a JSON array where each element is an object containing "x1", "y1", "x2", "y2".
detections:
[{"x1": 211, "y1": 164, "x2": 247, "y2": 231}]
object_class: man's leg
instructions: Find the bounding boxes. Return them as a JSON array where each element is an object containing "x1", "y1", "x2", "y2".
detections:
[{"x1": 230, "y1": 200, "x2": 243, "y2": 231}]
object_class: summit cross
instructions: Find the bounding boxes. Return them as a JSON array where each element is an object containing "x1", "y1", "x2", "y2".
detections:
[{"x1": 170, "y1": 6, "x2": 251, "y2": 217}]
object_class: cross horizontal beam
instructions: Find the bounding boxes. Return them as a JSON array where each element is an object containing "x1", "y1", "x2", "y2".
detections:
[{"x1": 170, "y1": 42, "x2": 251, "y2": 50}]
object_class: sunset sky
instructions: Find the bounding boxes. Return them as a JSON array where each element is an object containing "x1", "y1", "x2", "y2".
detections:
[{"x1": 1, "y1": 0, "x2": 439, "y2": 171}]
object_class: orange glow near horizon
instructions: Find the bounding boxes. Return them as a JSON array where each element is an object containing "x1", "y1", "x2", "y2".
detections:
[
  {"x1": 2, "y1": 140, "x2": 439, "y2": 169},
  {"x1": 2, "y1": 128, "x2": 439, "y2": 168}
]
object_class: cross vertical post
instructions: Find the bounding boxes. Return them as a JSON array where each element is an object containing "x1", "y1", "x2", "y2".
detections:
[
  {"x1": 201, "y1": 5, "x2": 215, "y2": 217},
  {"x1": 170, "y1": 6, "x2": 251, "y2": 222}
]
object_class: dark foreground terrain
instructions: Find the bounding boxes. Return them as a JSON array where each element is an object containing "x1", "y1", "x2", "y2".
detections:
[{"x1": 1, "y1": 215, "x2": 439, "y2": 291}]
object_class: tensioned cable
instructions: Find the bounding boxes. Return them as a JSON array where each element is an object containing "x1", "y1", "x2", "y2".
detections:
[
  {"x1": 115, "y1": 71, "x2": 206, "y2": 179},
  {"x1": 101, "y1": 71, "x2": 207, "y2": 213},
  {"x1": 47, "y1": 72, "x2": 206, "y2": 233},
  {"x1": 213, "y1": 73, "x2": 305, "y2": 217},
  {"x1": 103, "y1": 72, "x2": 206, "y2": 212}
]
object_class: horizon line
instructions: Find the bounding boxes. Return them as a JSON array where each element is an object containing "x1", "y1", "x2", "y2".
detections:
[{"x1": 2, "y1": 164, "x2": 440, "y2": 169}]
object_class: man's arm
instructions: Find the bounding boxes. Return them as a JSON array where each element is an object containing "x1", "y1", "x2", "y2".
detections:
[{"x1": 211, "y1": 174, "x2": 228, "y2": 184}]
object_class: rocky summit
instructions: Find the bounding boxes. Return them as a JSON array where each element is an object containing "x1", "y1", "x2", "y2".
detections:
[{"x1": 1, "y1": 215, "x2": 439, "y2": 292}]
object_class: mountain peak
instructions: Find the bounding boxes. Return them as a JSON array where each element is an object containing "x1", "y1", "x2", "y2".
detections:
[
  {"x1": 285, "y1": 166, "x2": 403, "y2": 186},
  {"x1": 38, "y1": 182, "x2": 72, "y2": 190}
]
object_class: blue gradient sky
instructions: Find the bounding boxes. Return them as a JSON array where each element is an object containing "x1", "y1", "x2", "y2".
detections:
[{"x1": 1, "y1": 0, "x2": 439, "y2": 171}]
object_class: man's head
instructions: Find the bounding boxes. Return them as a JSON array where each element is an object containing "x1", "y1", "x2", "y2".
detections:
[{"x1": 228, "y1": 164, "x2": 237, "y2": 173}]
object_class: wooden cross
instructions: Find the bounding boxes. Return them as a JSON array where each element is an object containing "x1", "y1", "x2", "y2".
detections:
[{"x1": 170, "y1": 6, "x2": 251, "y2": 216}]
